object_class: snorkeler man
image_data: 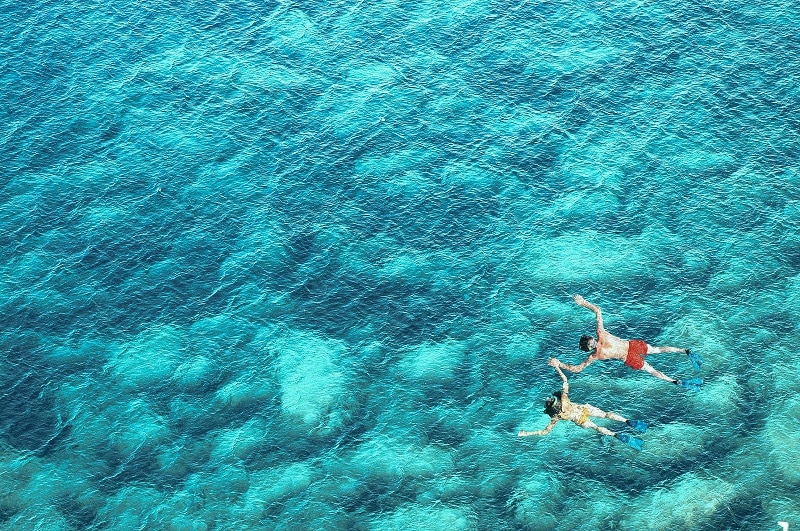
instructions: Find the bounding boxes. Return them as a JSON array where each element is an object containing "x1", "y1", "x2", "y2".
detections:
[
  {"x1": 518, "y1": 359, "x2": 647, "y2": 450},
  {"x1": 555, "y1": 295, "x2": 703, "y2": 390}
]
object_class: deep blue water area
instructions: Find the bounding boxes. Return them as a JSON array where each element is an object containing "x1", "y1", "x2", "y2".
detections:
[{"x1": 2, "y1": 0, "x2": 800, "y2": 529}]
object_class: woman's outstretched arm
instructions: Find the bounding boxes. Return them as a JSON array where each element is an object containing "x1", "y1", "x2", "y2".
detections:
[
  {"x1": 518, "y1": 418, "x2": 559, "y2": 437},
  {"x1": 553, "y1": 364, "x2": 569, "y2": 395}
]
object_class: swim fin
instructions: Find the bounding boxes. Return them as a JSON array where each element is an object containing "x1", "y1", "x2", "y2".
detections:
[
  {"x1": 687, "y1": 350, "x2": 703, "y2": 371},
  {"x1": 615, "y1": 433, "x2": 644, "y2": 451},
  {"x1": 626, "y1": 419, "x2": 648, "y2": 433},
  {"x1": 677, "y1": 377, "x2": 703, "y2": 390}
]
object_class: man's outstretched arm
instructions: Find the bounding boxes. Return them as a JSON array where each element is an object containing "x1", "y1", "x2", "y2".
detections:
[
  {"x1": 574, "y1": 294, "x2": 604, "y2": 333},
  {"x1": 518, "y1": 418, "x2": 558, "y2": 437},
  {"x1": 551, "y1": 356, "x2": 595, "y2": 374}
]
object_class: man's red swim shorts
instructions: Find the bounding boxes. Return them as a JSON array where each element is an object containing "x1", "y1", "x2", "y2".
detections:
[{"x1": 624, "y1": 339, "x2": 648, "y2": 370}]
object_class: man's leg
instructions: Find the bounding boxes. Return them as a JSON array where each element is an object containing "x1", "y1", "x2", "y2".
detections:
[
  {"x1": 641, "y1": 361, "x2": 678, "y2": 384},
  {"x1": 646, "y1": 344, "x2": 689, "y2": 354},
  {"x1": 646, "y1": 344, "x2": 703, "y2": 370},
  {"x1": 642, "y1": 362, "x2": 703, "y2": 389}
]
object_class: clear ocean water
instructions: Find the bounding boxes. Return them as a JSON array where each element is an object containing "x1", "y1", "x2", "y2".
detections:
[{"x1": 2, "y1": 0, "x2": 800, "y2": 529}]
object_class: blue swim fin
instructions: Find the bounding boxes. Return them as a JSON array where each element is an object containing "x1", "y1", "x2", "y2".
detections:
[
  {"x1": 615, "y1": 433, "x2": 644, "y2": 451},
  {"x1": 626, "y1": 419, "x2": 649, "y2": 433},
  {"x1": 677, "y1": 377, "x2": 703, "y2": 390},
  {"x1": 687, "y1": 350, "x2": 703, "y2": 371}
]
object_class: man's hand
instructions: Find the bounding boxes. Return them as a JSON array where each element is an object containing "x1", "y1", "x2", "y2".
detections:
[
  {"x1": 547, "y1": 357, "x2": 560, "y2": 368},
  {"x1": 573, "y1": 294, "x2": 586, "y2": 305}
]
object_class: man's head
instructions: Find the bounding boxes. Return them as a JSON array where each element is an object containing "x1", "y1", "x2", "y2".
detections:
[{"x1": 579, "y1": 334, "x2": 596, "y2": 352}]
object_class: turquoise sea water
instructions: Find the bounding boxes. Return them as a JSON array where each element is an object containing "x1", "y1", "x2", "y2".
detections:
[{"x1": 2, "y1": 0, "x2": 800, "y2": 528}]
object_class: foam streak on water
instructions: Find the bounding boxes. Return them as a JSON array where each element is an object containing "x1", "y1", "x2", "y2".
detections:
[{"x1": 2, "y1": 0, "x2": 800, "y2": 529}]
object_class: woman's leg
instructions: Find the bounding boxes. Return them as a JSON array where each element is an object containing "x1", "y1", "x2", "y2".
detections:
[
  {"x1": 580, "y1": 419, "x2": 615, "y2": 437},
  {"x1": 583, "y1": 404, "x2": 626, "y2": 423},
  {"x1": 582, "y1": 411, "x2": 647, "y2": 443}
]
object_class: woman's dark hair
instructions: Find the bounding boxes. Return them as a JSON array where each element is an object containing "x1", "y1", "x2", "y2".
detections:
[
  {"x1": 543, "y1": 391, "x2": 563, "y2": 417},
  {"x1": 579, "y1": 334, "x2": 594, "y2": 352}
]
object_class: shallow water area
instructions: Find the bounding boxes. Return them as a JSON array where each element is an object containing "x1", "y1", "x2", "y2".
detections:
[{"x1": 2, "y1": 0, "x2": 800, "y2": 529}]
